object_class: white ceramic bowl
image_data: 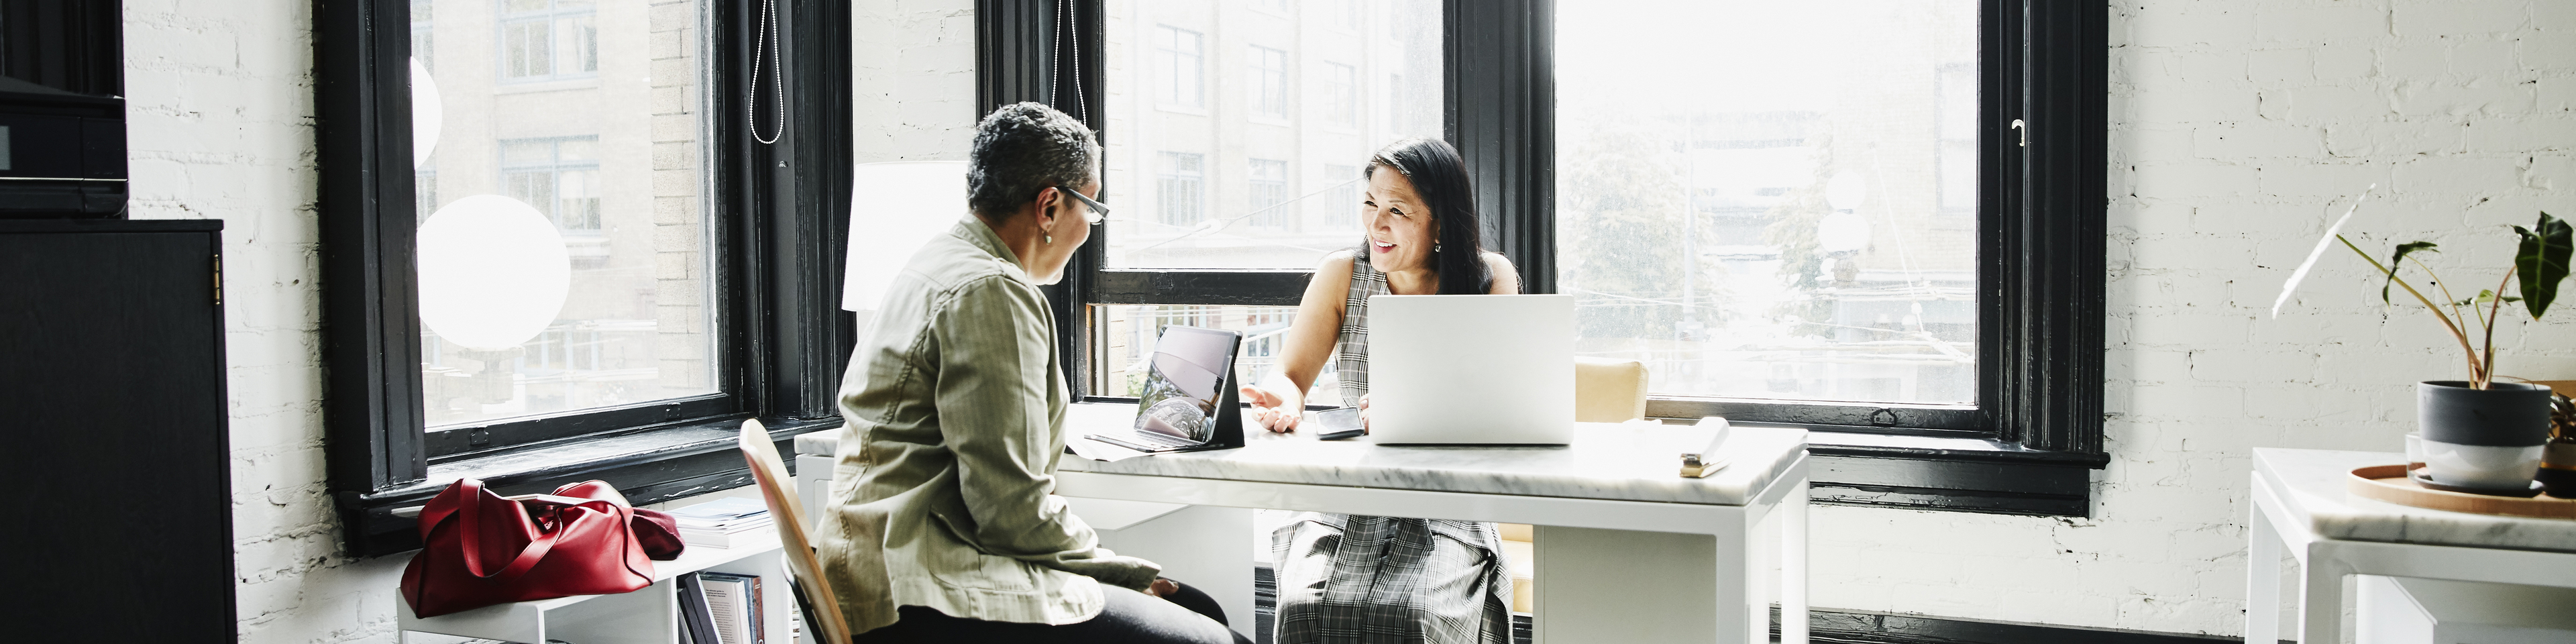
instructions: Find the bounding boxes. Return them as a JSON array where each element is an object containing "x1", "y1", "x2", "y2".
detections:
[{"x1": 2421, "y1": 439, "x2": 2544, "y2": 490}]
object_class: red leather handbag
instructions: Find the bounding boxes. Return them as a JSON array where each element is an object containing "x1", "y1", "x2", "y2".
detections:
[{"x1": 400, "y1": 479, "x2": 688, "y2": 618}]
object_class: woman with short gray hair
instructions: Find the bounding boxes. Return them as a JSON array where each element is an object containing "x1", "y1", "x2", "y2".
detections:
[{"x1": 819, "y1": 102, "x2": 1248, "y2": 644}]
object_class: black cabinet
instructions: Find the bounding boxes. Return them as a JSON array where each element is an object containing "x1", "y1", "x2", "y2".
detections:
[{"x1": 0, "y1": 219, "x2": 233, "y2": 641}]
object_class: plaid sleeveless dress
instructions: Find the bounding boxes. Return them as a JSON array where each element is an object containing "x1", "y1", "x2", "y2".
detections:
[{"x1": 1271, "y1": 252, "x2": 1514, "y2": 644}]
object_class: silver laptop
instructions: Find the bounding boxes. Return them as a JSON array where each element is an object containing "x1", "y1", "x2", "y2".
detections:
[{"x1": 1366, "y1": 294, "x2": 1575, "y2": 445}]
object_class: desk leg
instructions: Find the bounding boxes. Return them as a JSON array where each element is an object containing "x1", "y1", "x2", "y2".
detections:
[
  {"x1": 2247, "y1": 482, "x2": 2280, "y2": 644},
  {"x1": 2298, "y1": 543, "x2": 2348, "y2": 644},
  {"x1": 1782, "y1": 482, "x2": 1808, "y2": 644}
]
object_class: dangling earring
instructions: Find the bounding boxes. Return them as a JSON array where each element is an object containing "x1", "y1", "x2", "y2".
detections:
[
  {"x1": 1044, "y1": 233, "x2": 1054, "y2": 244},
  {"x1": 1434, "y1": 243, "x2": 1442, "y2": 252}
]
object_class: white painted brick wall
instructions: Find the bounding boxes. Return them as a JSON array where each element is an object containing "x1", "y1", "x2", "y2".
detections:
[
  {"x1": 134, "y1": 0, "x2": 2570, "y2": 639},
  {"x1": 1806, "y1": 0, "x2": 2576, "y2": 637}
]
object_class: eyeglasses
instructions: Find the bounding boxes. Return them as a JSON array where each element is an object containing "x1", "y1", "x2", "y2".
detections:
[{"x1": 1057, "y1": 186, "x2": 1110, "y2": 225}]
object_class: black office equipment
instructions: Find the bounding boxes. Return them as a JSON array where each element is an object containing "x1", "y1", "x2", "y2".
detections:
[{"x1": 0, "y1": 219, "x2": 233, "y2": 640}]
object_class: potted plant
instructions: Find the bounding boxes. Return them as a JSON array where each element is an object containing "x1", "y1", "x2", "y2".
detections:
[{"x1": 2275, "y1": 194, "x2": 2569, "y2": 494}]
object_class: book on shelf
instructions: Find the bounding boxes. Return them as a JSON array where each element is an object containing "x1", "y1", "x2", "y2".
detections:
[
  {"x1": 676, "y1": 572, "x2": 721, "y2": 644},
  {"x1": 698, "y1": 572, "x2": 765, "y2": 644}
]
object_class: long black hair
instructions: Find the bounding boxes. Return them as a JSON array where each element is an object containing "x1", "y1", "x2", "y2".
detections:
[{"x1": 1362, "y1": 137, "x2": 1493, "y2": 295}]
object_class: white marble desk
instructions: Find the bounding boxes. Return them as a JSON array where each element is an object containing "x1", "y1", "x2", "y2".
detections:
[
  {"x1": 2247, "y1": 448, "x2": 2576, "y2": 643},
  {"x1": 801, "y1": 402, "x2": 1811, "y2": 644}
]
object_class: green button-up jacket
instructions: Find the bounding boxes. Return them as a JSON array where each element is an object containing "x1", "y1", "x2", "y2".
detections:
[{"x1": 816, "y1": 217, "x2": 1159, "y2": 635}]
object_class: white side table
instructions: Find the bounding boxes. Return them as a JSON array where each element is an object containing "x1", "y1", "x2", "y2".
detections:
[
  {"x1": 397, "y1": 536, "x2": 795, "y2": 644},
  {"x1": 2245, "y1": 448, "x2": 2576, "y2": 643}
]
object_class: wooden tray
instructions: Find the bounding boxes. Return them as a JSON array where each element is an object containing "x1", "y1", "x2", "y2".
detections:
[{"x1": 2347, "y1": 465, "x2": 2576, "y2": 519}]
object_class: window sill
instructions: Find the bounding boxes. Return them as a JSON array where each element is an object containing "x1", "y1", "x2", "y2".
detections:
[
  {"x1": 337, "y1": 415, "x2": 841, "y2": 558},
  {"x1": 1794, "y1": 428, "x2": 2106, "y2": 517}
]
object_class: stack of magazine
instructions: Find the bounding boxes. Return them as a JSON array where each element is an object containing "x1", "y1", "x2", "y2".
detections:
[
  {"x1": 667, "y1": 498, "x2": 776, "y2": 549},
  {"x1": 678, "y1": 571, "x2": 765, "y2": 644}
]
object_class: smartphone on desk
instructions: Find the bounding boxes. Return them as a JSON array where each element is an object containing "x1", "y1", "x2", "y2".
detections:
[{"x1": 1313, "y1": 407, "x2": 1365, "y2": 440}]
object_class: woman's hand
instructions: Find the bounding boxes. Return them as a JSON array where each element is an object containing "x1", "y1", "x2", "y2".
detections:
[
  {"x1": 1241, "y1": 385, "x2": 1302, "y2": 433},
  {"x1": 1356, "y1": 394, "x2": 1371, "y2": 434},
  {"x1": 1144, "y1": 578, "x2": 1179, "y2": 598}
]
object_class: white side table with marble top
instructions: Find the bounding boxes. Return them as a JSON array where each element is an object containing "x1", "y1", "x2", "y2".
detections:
[
  {"x1": 2247, "y1": 448, "x2": 2576, "y2": 643},
  {"x1": 1055, "y1": 402, "x2": 1812, "y2": 644}
]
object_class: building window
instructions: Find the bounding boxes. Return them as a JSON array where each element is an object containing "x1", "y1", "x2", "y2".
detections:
[
  {"x1": 1316, "y1": 163, "x2": 1359, "y2": 233},
  {"x1": 1321, "y1": 62, "x2": 1356, "y2": 125},
  {"x1": 1247, "y1": 158, "x2": 1288, "y2": 229},
  {"x1": 1155, "y1": 25, "x2": 1203, "y2": 109},
  {"x1": 1157, "y1": 152, "x2": 1204, "y2": 226},
  {"x1": 499, "y1": 0, "x2": 598, "y2": 82},
  {"x1": 1248, "y1": 45, "x2": 1289, "y2": 119},
  {"x1": 499, "y1": 136, "x2": 603, "y2": 235}
]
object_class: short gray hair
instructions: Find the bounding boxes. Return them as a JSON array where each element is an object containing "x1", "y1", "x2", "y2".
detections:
[{"x1": 967, "y1": 102, "x2": 1099, "y2": 219}]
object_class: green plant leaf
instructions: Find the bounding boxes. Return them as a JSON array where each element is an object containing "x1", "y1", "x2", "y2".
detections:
[
  {"x1": 2514, "y1": 211, "x2": 2573, "y2": 318},
  {"x1": 2383, "y1": 241, "x2": 2439, "y2": 305}
]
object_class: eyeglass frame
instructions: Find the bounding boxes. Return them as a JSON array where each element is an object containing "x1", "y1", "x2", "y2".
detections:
[{"x1": 1055, "y1": 185, "x2": 1110, "y2": 225}]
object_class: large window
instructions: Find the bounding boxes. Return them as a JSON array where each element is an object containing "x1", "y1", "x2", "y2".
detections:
[
  {"x1": 1018, "y1": 0, "x2": 2107, "y2": 515},
  {"x1": 419, "y1": 1, "x2": 714, "y2": 428},
  {"x1": 322, "y1": 0, "x2": 852, "y2": 557},
  {"x1": 1556, "y1": 1, "x2": 1979, "y2": 407}
]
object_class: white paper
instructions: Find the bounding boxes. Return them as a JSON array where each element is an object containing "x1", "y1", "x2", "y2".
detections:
[{"x1": 1066, "y1": 435, "x2": 1153, "y2": 462}]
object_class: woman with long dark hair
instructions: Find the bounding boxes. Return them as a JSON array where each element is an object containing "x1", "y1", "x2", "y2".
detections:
[{"x1": 1238, "y1": 137, "x2": 1519, "y2": 643}]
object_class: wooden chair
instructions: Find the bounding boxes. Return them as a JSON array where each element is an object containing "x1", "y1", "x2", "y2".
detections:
[{"x1": 739, "y1": 419, "x2": 855, "y2": 644}]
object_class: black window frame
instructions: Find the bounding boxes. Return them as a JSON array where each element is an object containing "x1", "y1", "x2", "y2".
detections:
[
  {"x1": 317, "y1": 0, "x2": 855, "y2": 557},
  {"x1": 991, "y1": 0, "x2": 2107, "y2": 516}
]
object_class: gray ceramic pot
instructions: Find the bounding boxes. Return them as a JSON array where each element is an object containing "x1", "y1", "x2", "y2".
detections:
[
  {"x1": 2418, "y1": 381, "x2": 2553, "y2": 447},
  {"x1": 2418, "y1": 381, "x2": 2553, "y2": 491}
]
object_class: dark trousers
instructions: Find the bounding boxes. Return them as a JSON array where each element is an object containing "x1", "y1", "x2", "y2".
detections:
[{"x1": 851, "y1": 580, "x2": 1250, "y2": 644}]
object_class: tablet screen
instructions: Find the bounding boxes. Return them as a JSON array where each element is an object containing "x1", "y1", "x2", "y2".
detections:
[{"x1": 1132, "y1": 326, "x2": 1237, "y2": 441}]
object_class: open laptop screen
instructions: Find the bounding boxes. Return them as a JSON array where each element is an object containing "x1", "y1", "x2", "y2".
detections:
[{"x1": 1132, "y1": 326, "x2": 1238, "y2": 442}]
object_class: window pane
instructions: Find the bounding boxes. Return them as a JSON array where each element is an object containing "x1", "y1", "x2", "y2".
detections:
[
  {"x1": 1104, "y1": 0, "x2": 1441, "y2": 269},
  {"x1": 1554, "y1": 0, "x2": 1980, "y2": 406},
  {"x1": 413, "y1": 0, "x2": 716, "y2": 427},
  {"x1": 1092, "y1": 305, "x2": 1344, "y2": 407}
]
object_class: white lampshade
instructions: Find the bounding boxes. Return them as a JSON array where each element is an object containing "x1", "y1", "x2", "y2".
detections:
[
  {"x1": 1824, "y1": 171, "x2": 1866, "y2": 212},
  {"x1": 417, "y1": 195, "x2": 572, "y2": 351},
  {"x1": 1817, "y1": 211, "x2": 1871, "y2": 254},
  {"x1": 411, "y1": 57, "x2": 442, "y2": 169},
  {"x1": 844, "y1": 161, "x2": 970, "y2": 311}
]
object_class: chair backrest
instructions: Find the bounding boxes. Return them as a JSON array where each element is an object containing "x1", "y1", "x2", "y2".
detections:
[
  {"x1": 739, "y1": 419, "x2": 855, "y2": 644},
  {"x1": 1572, "y1": 356, "x2": 1649, "y2": 423}
]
